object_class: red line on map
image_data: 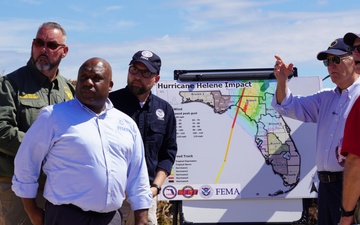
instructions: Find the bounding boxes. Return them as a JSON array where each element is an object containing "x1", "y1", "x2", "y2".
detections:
[{"x1": 231, "y1": 88, "x2": 246, "y2": 128}]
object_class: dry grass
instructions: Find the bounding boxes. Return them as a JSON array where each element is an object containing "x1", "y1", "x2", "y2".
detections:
[
  {"x1": 157, "y1": 199, "x2": 318, "y2": 225},
  {"x1": 157, "y1": 201, "x2": 177, "y2": 225},
  {"x1": 307, "y1": 198, "x2": 318, "y2": 225}
]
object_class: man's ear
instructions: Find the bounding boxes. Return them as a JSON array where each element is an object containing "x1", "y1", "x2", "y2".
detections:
[
  {"x1": 62, "y1": 46, "x2": 69, "y2": 58},
  {"x1": 109, "y1": 80, "x2": 114, "y2": 91}
]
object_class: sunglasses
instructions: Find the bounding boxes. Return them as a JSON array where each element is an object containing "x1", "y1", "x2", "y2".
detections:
[
  {"x1": 32, "y1": 38, "x2": 66, "y2": 50},
  {"x1": 128, "y1": 65, "x2": 156, "y2": 78},
  {"x1": 352, "y1": 45, "x2": 360, "y2": 53},
  {"x1": 323, "y1": 55, "x2": 351, "y2": 67}
]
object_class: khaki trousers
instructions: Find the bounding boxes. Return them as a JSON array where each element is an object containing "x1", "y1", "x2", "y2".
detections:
[
  {"x1": 0, "y1": 181, "x2": 45, "y2": 225},
  {"x1": 120, "y1": 196, "x2": 157, "y2": 225}
]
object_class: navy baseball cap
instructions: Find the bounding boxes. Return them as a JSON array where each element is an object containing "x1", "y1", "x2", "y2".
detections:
[
  {"x1": 129, "y1": 50, "x2": 161, "y2": 74},
  {"x1": 317, "y1": 38, "x2": 352, "y2": 60},
  {"x1": 343, "y1": 32, "x2": 360, "y2": 46}
]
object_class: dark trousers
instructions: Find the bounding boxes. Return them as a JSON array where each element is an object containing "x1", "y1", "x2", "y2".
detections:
[
  {"x1": 45, "y1": 201, "x2": 116, "y2": 225},
  {"x1": 317, "y1": 180, "x2": 342, "y2": 225}
]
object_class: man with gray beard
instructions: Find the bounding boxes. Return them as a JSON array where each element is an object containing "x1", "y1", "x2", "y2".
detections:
[{"x1": 0, "y1": 22, "x2": 74, "y2": 225}]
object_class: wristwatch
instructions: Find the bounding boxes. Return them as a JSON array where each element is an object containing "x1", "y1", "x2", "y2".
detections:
[
  {"x1": 341, "y1": 206, "x2": 356, "y2": 217},
  {"x1": 151, "y1": 183, "x2": 161, "y2": 195}
]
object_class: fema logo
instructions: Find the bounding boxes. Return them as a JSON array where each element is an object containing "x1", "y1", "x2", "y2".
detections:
[
  {"x1": 199, "y1": 185, "x2": 213, "y2": 199},
  {"x1": 156, "y1": 109, "x2": 165, "y2": 120},
  {"x1": 141, "y1": 50, "x2": 153, "y2": 58},
  {"x1": 163, "y1": 186, "x2": 177, "y2": 200}
]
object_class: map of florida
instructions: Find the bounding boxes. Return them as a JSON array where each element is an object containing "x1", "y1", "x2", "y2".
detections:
[{"x1": 179, "y1": 90, "x2": 300, "y2": 196}]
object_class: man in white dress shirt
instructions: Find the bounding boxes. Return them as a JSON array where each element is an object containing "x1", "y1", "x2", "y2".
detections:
[{"x1": 12, "y1": 57, "x2": 152, "y2": 225}]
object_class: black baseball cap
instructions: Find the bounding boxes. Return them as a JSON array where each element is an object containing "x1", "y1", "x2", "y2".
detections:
[
  {"x1": 343, "y1": 32, "x2": 360, "y2": 46},
  {"x1": 129, "y1": 50, "x2": 161, "y2": 74},
  {"x1": 317, "y1": 38, "x2": 352, "y2": 60}
]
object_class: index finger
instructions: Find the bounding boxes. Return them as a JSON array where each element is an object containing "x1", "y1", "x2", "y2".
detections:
[{"x1": 274, "y1": 55, "x2": 282, "y2": 61}]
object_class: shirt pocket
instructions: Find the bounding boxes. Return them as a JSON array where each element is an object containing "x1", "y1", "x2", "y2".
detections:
[
  {"x1": 18, "y1": 98, "x2": 47, "y2": 131},
  {"x1": 145, "y1": 122, "x2": 166, "y2": 157}
]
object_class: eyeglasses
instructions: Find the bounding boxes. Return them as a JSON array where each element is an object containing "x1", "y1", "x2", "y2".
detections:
[
  {"x1": 32, "y1": 38, "x2": 66, "y2": 50},
  {"x1": 128, "y1": 65, "x2": 156, "y2": 78},
  {"x1": 352, "y1": 45, "x2": 360, "y2": 53},
  {"x1": 323, "y1": 55, "x2": 352, "y2": 67}
]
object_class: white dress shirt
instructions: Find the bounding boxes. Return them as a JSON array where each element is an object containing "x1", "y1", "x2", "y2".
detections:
[
  {"x1": 271, "y1": 77, "x2": 360, "y2": 172},
  {"x1": 12, "y1": 98, "x2": 152, "y2": 212}
]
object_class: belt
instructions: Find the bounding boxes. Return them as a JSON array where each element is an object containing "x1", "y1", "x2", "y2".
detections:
[
  {"x1": 0, "y1": 176, "x2": 12, "y2": 182},
  {"x1": 0, "y1": 151, "x2": 13, "y2": 159},
  {"x1": 317, "y1": 171, "x2": 343, "y2": 183},
  {"x1": 46, "y1": 201, "x2": 116, "y2": 216}
]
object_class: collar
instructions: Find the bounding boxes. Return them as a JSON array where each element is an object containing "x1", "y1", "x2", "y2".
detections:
[
  {"x1": 334, "y1": 76, "x2": 360, "y2": 96},
  {"x1": 27, "y1": 60, "x2": 60, "y2": 87},
  {"x1": 346, "y1": 76, "x2": 360, "y2": 94},
  {"x1": 75, "y1": 98, "x2": 113, "y2": 116},
  {"x1": 125, "y1": 85, "x2": 153, "y2": 107}
]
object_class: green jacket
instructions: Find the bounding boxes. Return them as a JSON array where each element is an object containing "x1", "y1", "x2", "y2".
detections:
[{"x1": 0, "y1": 60, "x2": 75, "y2": 177}]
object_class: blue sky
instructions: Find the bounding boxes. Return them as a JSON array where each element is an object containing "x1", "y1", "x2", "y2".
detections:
[{"x1": 0, "y1": 0, "x2": 359, "y2": 90}]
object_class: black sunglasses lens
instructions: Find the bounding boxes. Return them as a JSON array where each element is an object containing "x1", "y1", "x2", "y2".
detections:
[
  {"x1": 33, "y1": 39, "x2": 45, "y2": 47},
  {"x1": 323, "y1": 60, "x2": 329, "y2": 67},
  {"x1": 333, "y1": 56, "x2": 341, "y2": 64},
  {"x1": 46, "y1": 42, "x2": 59, "y2": 50}
]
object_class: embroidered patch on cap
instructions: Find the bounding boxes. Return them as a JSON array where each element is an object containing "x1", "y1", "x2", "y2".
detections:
[{"x1": 141, "y1": 50, "x2": 153, "y2": 58}]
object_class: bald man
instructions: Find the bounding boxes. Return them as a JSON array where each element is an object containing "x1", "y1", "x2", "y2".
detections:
[{"x1": 12, "y1": 58, "x2": 152, "y2": 225}]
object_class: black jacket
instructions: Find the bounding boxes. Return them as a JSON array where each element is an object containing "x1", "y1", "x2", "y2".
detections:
[{"x1": 109, "y1": 86, "x2": 177, "y2": 182}]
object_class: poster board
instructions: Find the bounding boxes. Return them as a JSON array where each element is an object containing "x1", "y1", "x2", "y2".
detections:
[{"x1": 154, "y1": 70, "x2": 321, "y2": 223}]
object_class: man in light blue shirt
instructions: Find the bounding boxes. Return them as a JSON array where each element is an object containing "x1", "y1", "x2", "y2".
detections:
[
  {"x1": 12, "y1": 57, "x2": 152, "y2": 225},
  {"x1": 272, "y1": 38, "x2": 360, "y2": 225}
]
